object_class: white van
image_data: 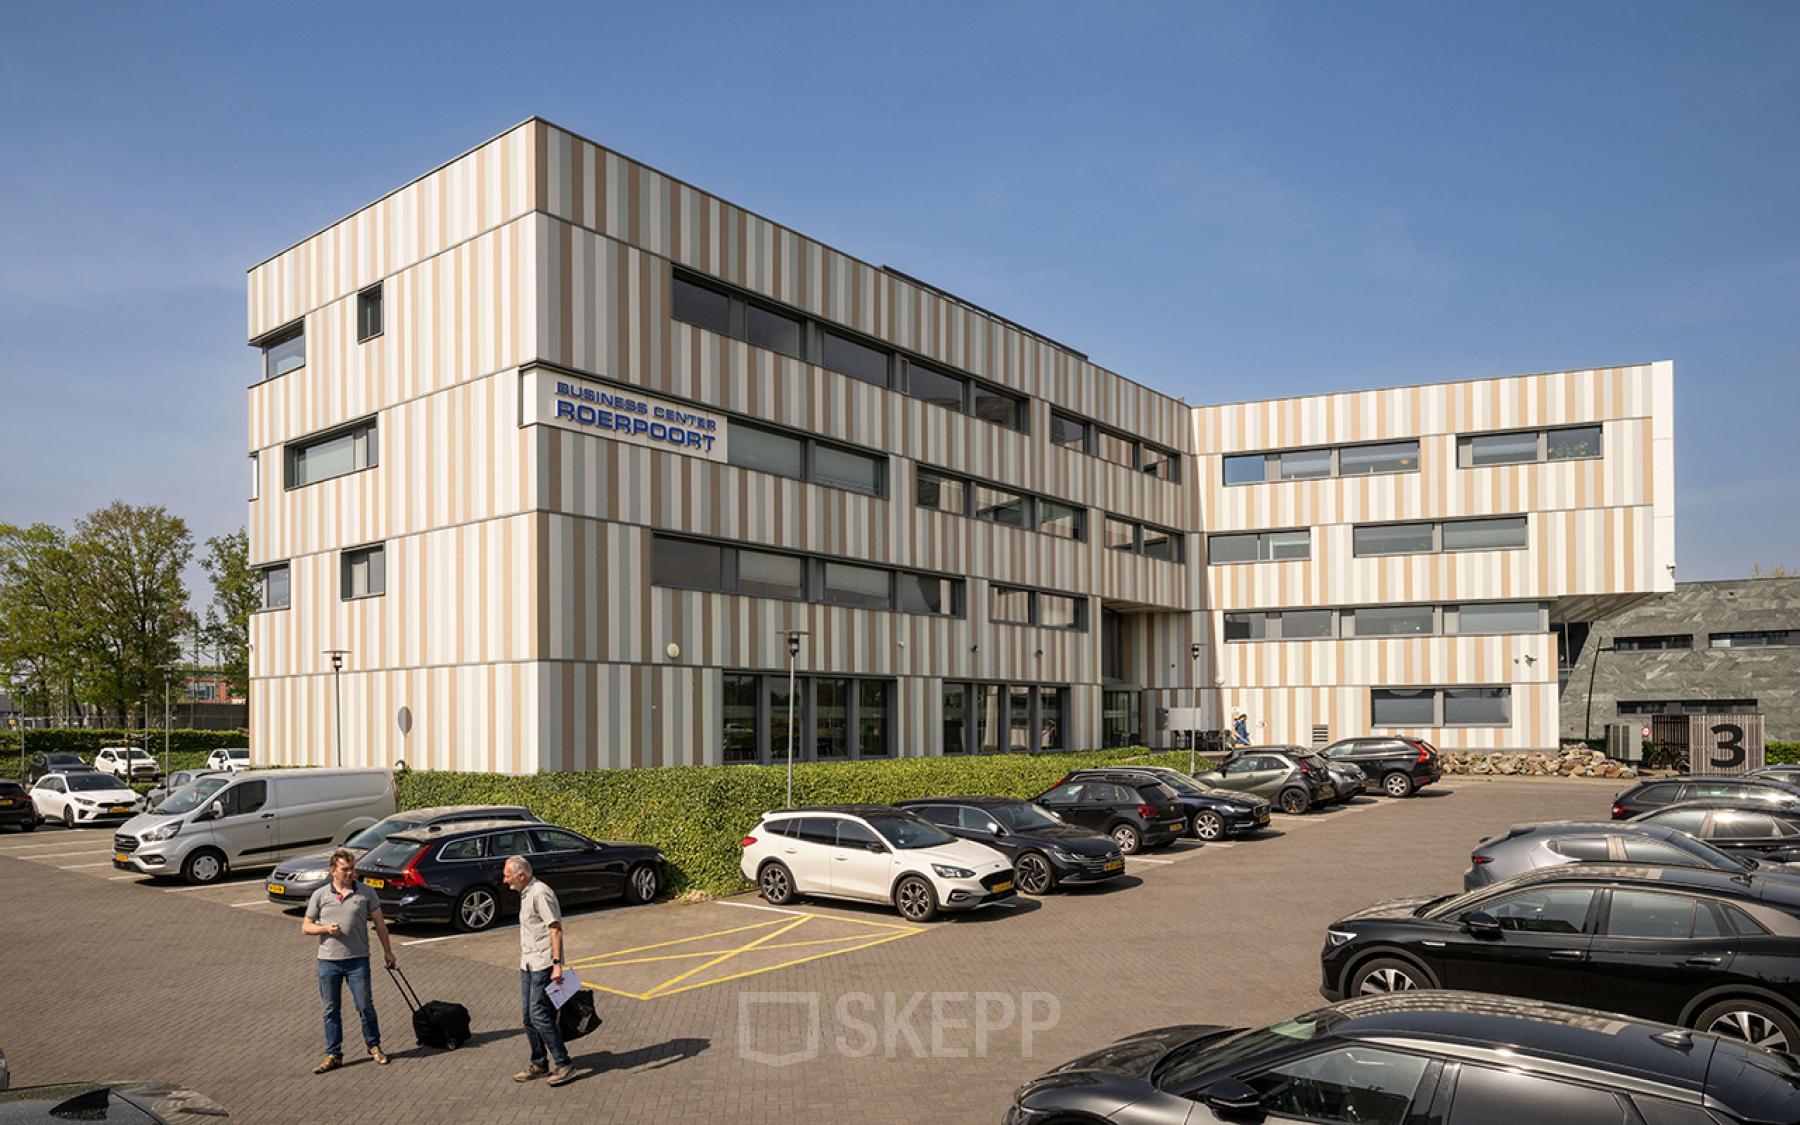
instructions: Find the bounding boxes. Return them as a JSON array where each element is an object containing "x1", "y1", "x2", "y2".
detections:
[{"x1": 112, "y1": 768, "x2": 396, "y2": 884}]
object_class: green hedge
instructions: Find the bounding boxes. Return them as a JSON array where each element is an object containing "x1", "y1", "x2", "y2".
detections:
[
  {"x1": 395, "y1": 747, "x2": 1213, "y2": 898},
  {"x1": 1771, "y1": 742, "x2": 1800, "y2": 765},
  {"x1": 3, "y1": 729, "x2": 247, "y2": 781}
]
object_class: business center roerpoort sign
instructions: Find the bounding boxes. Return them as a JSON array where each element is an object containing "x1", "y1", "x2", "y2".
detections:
[{"x1": 525, "y1": 368, "x2": 727, "y2": 463}]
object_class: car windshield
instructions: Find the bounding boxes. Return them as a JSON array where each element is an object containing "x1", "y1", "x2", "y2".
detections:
[
  {"x1": 66, "y1": 773, "x2": 124, "y2": 792},
  {"x1": 347, "y1": 818, "x2": 424, "y2": 851},
  {"x1": 1154, "y1": 1013, "x2": 1337, "y2": 1090},
  {"x1": 864, "y1": 813, "x2": 956, "y2": 849},
  {"x1": 155, "y1": 775, "x2": 231, "y2": 814},
  {"x1": 991, "y1": 803, "x2": 1063, "y2": 832},
  {"x1": 1150, "y1": 772, "x2": 1205, "y2": 796}
]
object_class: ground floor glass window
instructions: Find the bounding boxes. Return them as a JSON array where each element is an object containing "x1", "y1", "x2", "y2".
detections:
[{"x1": 721, "y1": 673, "x2": 894, "y2": 763}]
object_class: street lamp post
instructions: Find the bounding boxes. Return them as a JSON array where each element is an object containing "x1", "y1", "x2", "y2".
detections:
[
  {"x1": 323, "y1": 650, "x2": 350, "y2": 768},
  {"x1": 162, "y1": 674, "x2": 171, "y2": 785},
  {"x1": 780, "y1": 630, "x2": 808, "y2": 809},
  {"x1": 1188, "y1": 642, "x2": 1203, "y2": 775}
]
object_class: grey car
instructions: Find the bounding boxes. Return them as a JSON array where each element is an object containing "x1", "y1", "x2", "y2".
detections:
[
  {"x1": 1314, "y1": 755, "x2": 1368, "y2": 803},
  {"x1": 1461, "y1": 819, "x2": 1786, "y2": 890},
  {"x1": 265, "y1": 804, "x2": 540, "y2": 904},
  {"x1": 1195, "y1": 747, "x2": 1338, "y2": 815}
]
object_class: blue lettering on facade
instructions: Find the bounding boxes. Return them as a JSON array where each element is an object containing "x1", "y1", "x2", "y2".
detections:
[{"x1": 549, "y1": 378, "x2": 719, "y2": 453}]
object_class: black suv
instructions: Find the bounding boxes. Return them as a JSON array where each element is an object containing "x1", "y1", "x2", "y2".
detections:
[
  {"x1": 1319, "y1": 736, "x2": 1442, "y2": 798},
  {"x1": 0, "y1": 781, "x2": 35, "y2": 832},
  {"x1": 895, "y1": 796, "x2": 1125, "y2": 894},
  {"x1": 1062, "y1": 766, "x2": 1270, "y2": 841},
  {"x1": 1630, "y1": 800, "x2": 1800, "y2": 862},
  {"x1": 1030, "y1": 774, "x2": 1186, "y2": 855},
  {"x1": 1612, "y1": 774, "x2": 1800, "y2": 819},
  {"x1": 355, "y1": 819, "x2": 666, "y2": 932},
  {"x1": 1320, "y1": 862, "x2": 1800, "y2": 1053},
  {"x1": 25, "y1": 753, "x2": 93, "y2": 784},
  {"x1": 1007, "y1": 992, "x2": 1800, "y2": 1125}
]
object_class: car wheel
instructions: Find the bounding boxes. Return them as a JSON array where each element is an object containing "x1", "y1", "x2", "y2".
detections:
[
  {"x1": 1383, "y1": 772, "x2": 1416, "y2": 798},
  {"x1": 1015, "y1": 852, "x2": 1055, "y2": 895},
  {"x1": 893, "y1": 875, "x2": 939, "y2": 923},
  {"x1": 1277, "y1": 788, "x2": 1310, "y2": 815},
  {"x1": 181, "y1": 848, "x2": 226, "y2": 884},
  {"x1": 19, "y1": 817, "x2": 35, "y2": 832},
  {"x1": 1110, "y1": 823, "x2": 1143, "y2": 855},
  {"x1": 62, "y1": 807, "x2": 76, "y2": 829},
  {"x1": 1192, "y1": 811, "x2": 1225, "y2": 841},
  {"x1": 624, "y1": 863, "x2": 661, "y2": 904},
  {"x1": 452, "y1": 886, "x2": 500, "y2": 932},
  {"x1": 1697, "y1": 999, "x2": 1800, "y2": 1054},
  {"x1": 1351, "y1": 957, "x2": 1430, "y2": 996},
  {"x1": 758, "y1": 861, "x2": 797, "y2": 905}
]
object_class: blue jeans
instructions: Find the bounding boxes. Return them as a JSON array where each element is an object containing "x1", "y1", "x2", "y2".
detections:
[
  {"x1": 318, "y1": 957, "x2": 380, "y2": 1058},
  {"x1": 521, "y1": 968, "x2": 570, "y2": 1069}
]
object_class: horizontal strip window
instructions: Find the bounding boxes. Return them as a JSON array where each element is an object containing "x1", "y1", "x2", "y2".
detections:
[
  {"x1": 915, "y1": 466, "x2": 1086, "y2": 541},
  {"x1": 943, "y1": 682, "x2": 1070, "y2": 754},
  {"x1": 1710, "y1": 630, "x2": 1799, "y2": 649},
  {"x1": 255, "y1": 563, "x2": 290, "y2": 612},
  {"x1": 1222, "y1": 439, "x2": 1420, "y2": 487},
  {"x1": 728, "y1": 421, "x2": 886, "y2": 497},
  {"x1": 651, "y1": 534, "x2": 962, "y2": 617},
  {"x1": 1352, "y1": 515, "x2": 1528, "y2": 558},
  {"x1": 673, "y1": 269, "x2": 1028, "y2": 434},
  {"x1": 724, "y1": 673, "x2": 892, "y2": 764},
  {"x1": 256, "y1": 320, "x2": 304, "y2": 381},
  {"x1": 1372, "y1": 686, "x2": 1512, "y2": 728},
  {"x1": 340, "y1": 543, "x2": 386, "y2": 601},
  {"x1": 1208, "y1": 529, "x2": 1310, "y2": 564},
  {"x1": 1456, "y1": 424, "x2": 1601, "y2": 468},
  {"x1": 1224, "y1": 601, "x2": 1547, "y2": 642},
  {"x1": 1618, "y1": 699, "x2": 1759, "y2": 716},
  {"x1": 1612, "y1": 634, "x2": 1693, "y2": 652},
  {"x1": 1049, "y1": 411, "x2": 1180, "y2": 482},
  {"x1": 1104, "y1": 515, "x2": 1184, "y2": 563},
  {"x1": 989, "y1": 585, "x2": 1088, "y2": 631},
  {"x1": 285, "y1": 418, "x2": 377, "y2": 489}
]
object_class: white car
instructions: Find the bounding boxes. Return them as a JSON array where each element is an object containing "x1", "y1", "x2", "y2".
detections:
[
  {"x1": 94, "y1": 746, "x2": 162, "y2": 783},
  {"x1": 205, "y1": 748, "x2": 251, "y2": 772},
  {"x1": 30, "y1": 772, "x2": 144, "y2": 828},
  {"x1": 740, "y1": 804, "x2": 1015, "y2": 922}
]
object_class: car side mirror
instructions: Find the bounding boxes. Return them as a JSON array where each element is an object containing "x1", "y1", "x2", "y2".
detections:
[
  {"x1": 1465, "y1": 911, "x2": 1502, "y2": 938},
  {"x1": 985, "y1": 822, "x2": 1004, "y2": 836},
  {"x1": 1202, "y1": 1078, "x2": 1264, "y2": 1118}
]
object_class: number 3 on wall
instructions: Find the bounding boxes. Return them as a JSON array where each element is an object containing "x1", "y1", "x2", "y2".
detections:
[{"x1": 1710, "y1": 723, "x2": 1746, "y2": 770}]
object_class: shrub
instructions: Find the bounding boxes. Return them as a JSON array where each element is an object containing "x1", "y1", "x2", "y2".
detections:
[
  {"x1": 1770, "y1": 741, "x2": 1800, "y2": 765},
  {"x1": 396, "y1": 747, "x2": 1211, "y2": 898}
]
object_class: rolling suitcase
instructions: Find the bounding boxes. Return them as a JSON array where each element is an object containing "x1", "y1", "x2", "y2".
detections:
[{"x1": 388, "y1": 966, "x2": 472, "y2": 1049}]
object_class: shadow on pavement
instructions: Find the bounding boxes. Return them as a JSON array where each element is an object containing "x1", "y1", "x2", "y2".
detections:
[{"x1": 576, "y1": 1036, "x2": 712, "y2": 1078}]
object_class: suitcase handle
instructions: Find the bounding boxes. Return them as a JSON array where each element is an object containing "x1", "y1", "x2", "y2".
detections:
[{"x1": 386, "y1": 965, "x2": 424, "y2": 1013}]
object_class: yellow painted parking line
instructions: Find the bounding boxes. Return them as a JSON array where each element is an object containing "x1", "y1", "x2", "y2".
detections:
[{"x1": 647, "y1": 928, "x2": 917, "y2": 999}]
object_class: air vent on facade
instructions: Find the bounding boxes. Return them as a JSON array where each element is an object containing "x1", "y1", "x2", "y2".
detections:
[{"x1": 1311, "y1": 724, "x2": 1330, "y2": 748}]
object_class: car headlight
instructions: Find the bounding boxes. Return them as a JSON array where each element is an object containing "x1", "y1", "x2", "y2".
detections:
[
  {"x1": 1043, "y1": 847, "x2": 1078, "y2": 862},
  {"x1": 1327, "y1": 929, "x2": 1357, "y2": 947},
  {"x1": 290, "y1": 869, "x2": 329, "y2": 883},
  {"x1": 140, "y1": 821, "x2": 183, "y2": 843},
  {"x1": 74, "y1": 798, "x2": 96, "y2": 807},
  {"x1": 932, "y1": 864, "x2": 975, "y2": 879}
]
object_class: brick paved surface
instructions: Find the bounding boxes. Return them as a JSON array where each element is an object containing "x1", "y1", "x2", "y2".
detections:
[{"x1": 0, "y1": 778, "x2": 1619, "y2": 1123}]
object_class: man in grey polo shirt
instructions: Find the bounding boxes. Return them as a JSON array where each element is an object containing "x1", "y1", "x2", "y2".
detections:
[
  {"x1": 502, "y1": 855, "x2": 575, "y2": 1086},
  {"x1": 302, "y1": 848, "x2": 397, "y2": 1073}
]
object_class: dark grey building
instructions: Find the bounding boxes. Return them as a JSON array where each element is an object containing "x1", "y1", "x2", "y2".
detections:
[{"x1": 1561, "y1": 577, "x2": 1800, "y2": 742}]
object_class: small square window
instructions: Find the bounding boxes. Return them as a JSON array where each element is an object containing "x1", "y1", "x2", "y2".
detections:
[
  {"x1": 258, "y1": 563, "x2": 291, "y2": 611},
  {"x1": 341, "y1": 544, "x2": 386, "y2": 600},
  {"x1": 916, "y1": 469, "x2": 968, "y2": 515},
  {"x1": 673, "y1": 275, "x2": 732, "y2": 335},
  {"x1": 744, "y1": 303, "x2": 804, "y2": 358},
  {"x1": 906, "y1": 363, "x2": 967, "y2": 413},
  {"x1": 261, "y1": 322, "x2": 305, "y2": 380},
  {"x1": 357, "y1": 285, "x2": 383, "y2": 342},
  {"x1": 1049, "y1": 412, "x2": 1089, "y2": 450}
]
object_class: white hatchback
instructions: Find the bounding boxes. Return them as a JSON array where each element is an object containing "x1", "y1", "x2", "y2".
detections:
[
  {"x1": 206, "y1": 748, "x2": 251, "y2": 772},
  {"x1": 740, "y1": 805, "x2": 1015, "y2": 922},
  {"x1": 94, "y1": 746, "x2": 161, "y2": 782},
  {"x1": 30, "y1": 772, "x2": 143, "y2": 828}
]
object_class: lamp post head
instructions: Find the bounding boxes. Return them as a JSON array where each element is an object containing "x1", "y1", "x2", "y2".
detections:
[
  {"x1": 1189, "y1": 643, "x2": 1202, "y2": 661},
  {"x1": 786, "y1": 635, "x2": 801, "y2": 658}
]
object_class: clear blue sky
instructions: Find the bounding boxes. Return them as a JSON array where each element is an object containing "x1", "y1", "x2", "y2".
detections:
[{"x1": 3, "y1": 2, "x2": 1796, "y2": 587}]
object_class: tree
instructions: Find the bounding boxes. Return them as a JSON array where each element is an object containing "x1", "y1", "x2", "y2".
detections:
[
  {"x1": 69, "y1": 502, "x2": 193, "y2": 725},
  {"x1": 1751, "y1": 564, "x2": 1794, "y2": 579},
  {"x1": 201, "y1": 528, "x2": 256, "y2": 702},
  {"x1": 0, "y1": 522, "x2": 91, "y2": 721}
]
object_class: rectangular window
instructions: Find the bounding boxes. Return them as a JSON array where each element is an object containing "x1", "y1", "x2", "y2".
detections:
[
  {"x1": 1278, "y1": 448, "x2": 1333, "y2": 480},
  {"x1": 1140, "y1": 445, "x2": 1178, "y2": 482},
  {"x1": 249, "y1": 452, "x2": 259, "y2": 501},
  {"x1": 1265, "y1": 530, "x2": 1311, "y2": 560},
  {"x1": 261, "y1": 322, "x2": 305, "y2": 379},
  {"x1": 356, "y1": 284, "x2": 383, "y2": 342},
  {"x1": 1224, "y1": 612, "x2": 1267, "y2": 642},
  {"x1": 1040, "y1": 593, "x2": 1083, "y2": 630},
  {"x1": 991, "y1": 586, "x2": 1032, "y2": 625},
  {"x1": 1278, "y1": 610, "x2": 1334, "y2": 639},
  {"x1": 906, "y1": 362, "x2": 967, "y2": 413},
  {"x1": 1104, "y1": 517, "x2": 1137, "y2": 552},
  {"x1": 1444, "y1": 687, "x2": 1512, "y2": 726},
  {"x1": 728, "y1": 423, "x2": 805, "y2": 479},
  {"x1": 1208, "y1": 533, "x2": 1259, "y2": 564},
  {"x1": 898, "y1": 573, "x2": 955, "y2": 616},
  {"x1": 722, "y1": 676, "x2": 759, "y2": 763},
  {"x1": 822, "y1": 562, "x2": 891, "y2": 609},
  {"x1": 1442, "y1": 516, "x2": 1528, "y2": 551},
  {"x1": 1337, "y1": 440, "x2": 1419, "y2": 476},
  {"x1": 1008, "y1": 684, "x2": 1032, "y2": 750},
  {"x1": 286, "y1": 419, "x2": 377, "y2": 488},
  {"x1": 916, "y1": 469, "x2": 968, "y2": 515},
  {"x1": 672, "y1": 275, "x2": 732, "y2": 335},
  {"x1": 257, "y1": 563, "x2": 291, "y2": 611},
  {"x1": 652, "y1": 537, "x2": 727, "y2": 591},
  {"x1": 1460, "y1": 430, "x2": 1540, "y2": 467},
  {"x1": 768, "y1": 676, "x2": 798, "y2": 763},
  {"x1": 340, "y1": 544, "x2": 386, "y2": 600},
  {"x1": 812, "y1": 444, "x2": 883, "y2": 496},
  {"x1": 1711, "y1": 630, "x2": 1800, "y2": 648},
  {"x1": 1222, "y1": 454, "x2": 1267, "y2": 485},
  {"x1": 1455, "y1": 602, "x2": 1541, "y2": 635},
  {"x1": 974, "y1": 485, "x2": 1030, "y2": 528},
  {"x1": 815, "y1": 679, "x2": 851, "y2": 759},
  {"x1": 822, "y1": 331, "x2": 891, "y2": 388},
  {"x1": 1141, "y1": 525, "x2": 1180, "y2": 563},
  {"x1": 1038, "y1": 687, "x2": 1064, "y2": 751},
  {"x1": 942, "y1": 683, "x2": 968, "y2": 755},
  {"x1": 1354, "y1": 523, "x2": 1435, "y2": 556},
  {"x1": 1102, "y1": 689, "x2": 1138, "y2": 748},
  {"x1": 977, "y1": 684, "x2": 1003, "y2": 753},
  {"x1": 1349, "y1": 605, "x2": 1435, "y2": 637},
  {"x1": 1546, "y1": 425, "x2": 1602, "y2": 461},
  {"x1": 1613, "y1": 634, "x2": 1692, "y2": 652},
  {"x1": 743, "y1": 302, "x2": 803, "y2": 358},
  {"x1": 1370, "y1": 688, "x2": 1435, "y2": 726},
  {"x1": 971, "y1": 383, "x2": 1026, "y2": 430},
  {"x1": 858, "y1": 680, "x2": 890, "y2": 757},
  {"x1": 1037, "y1": 500, "x2": 1084, "y2": 541},
  {"x1": 737, "y1": 551, "x2": 805, "y2": 600},
  {"x1": 1049, "y1": 412, "x2": 1089, "y2": 449},
  {"x1": 1095, "y1": 430, "x2": 1136, "y2": 469}
]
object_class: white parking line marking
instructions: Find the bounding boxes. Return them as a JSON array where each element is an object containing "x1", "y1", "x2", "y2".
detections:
[
  {"x1": 19, "y1": 850, "x2": 112, "y2": 860},
  {"x1": 398, "y1": 906, "x2": 622, "y2": 946},
  {"x1": 1126, "y1": 857, "x2": 1176, "y2": 865},
  {"x1": 400, "y1": 931, "x2": 481, "y2": 946},
  {"x1": 0, "y1": 842, "x2": 102, "y2": 853},
  {"x1": 57, "y1": 861, "x2": 116, "y2": 869},
  {"x1": 231, "y1": 900, "x2": 277, "y2": 908},
  {"x1": 715, "y1": 900, "x2": 808, "y2": 917},
  {"x1": 160, "y1": 882, "x2": 264, "y2": 893}
]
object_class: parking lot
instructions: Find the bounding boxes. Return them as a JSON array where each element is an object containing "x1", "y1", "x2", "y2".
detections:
[{"x1": 0, "y1": 777, "x2": 1616, "y2": 1123}]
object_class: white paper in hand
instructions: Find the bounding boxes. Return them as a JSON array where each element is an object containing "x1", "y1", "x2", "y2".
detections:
[{"x1": 545, "y1": 969, "x2": 583, "y2": 1009}]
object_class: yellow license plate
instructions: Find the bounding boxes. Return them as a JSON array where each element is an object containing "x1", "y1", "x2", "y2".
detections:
[
  {"x1": 1104, "y1": 859, "x2": 1124, "y2": 871},
  {"x1": 992, "y1": 881, "x2": 1013, "y2": 893},
  {"x1": 363, "y1": 877, "x2": 385, "y2": 889},
  {"x1": 114, "y1": 852, "x2": 128, "y2": 863},
  {"x1": 108, "y1": 806, "x2": 129, "y2": 814},
  {"x1": 0, "y1": 799, "x2": 13, "y2": 806},
  {"x1": 268, "y1": 884, "x2": 285, "y2": 895}
]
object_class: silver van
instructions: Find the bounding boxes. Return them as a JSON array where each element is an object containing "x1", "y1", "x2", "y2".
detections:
[{"x1": 112, "y1": 768, "x2": 396, "y2": 884}]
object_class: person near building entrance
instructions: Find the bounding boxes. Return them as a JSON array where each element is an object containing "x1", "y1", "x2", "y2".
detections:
[
  {"x1": 302, "y1": 848, "x2": 396, "y2": 1073},
  {"x1": 503, "y1": 855, "x2": 576, "y2": 1086},
  {"x1": 1231, "y1": 707, "x2": 1251, "y2": 747}
]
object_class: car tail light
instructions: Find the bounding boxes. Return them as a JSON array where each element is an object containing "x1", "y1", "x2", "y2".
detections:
[
  {"x1": 396, "y1": 846, "x2": 430, "y2": 889},
  {"x1": 1054, "y1": 774, "x2": 1071, "y2": 787},
  {"x1": 1297, "y1": 761, "x2": 1313, "y2": 777},
  {"x1": 1136, "y1": 804, "x2": 1157, "y2": 818},
  {"x1": 1471, "y1": 854, "x2": 1492, "y2": 865},
  {"x1": 1611, "y1": 803, "x2": 1627, "y2": 820},
  {"x1": 740, "y1": 835, "x2": 757, "y2": 848}
]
